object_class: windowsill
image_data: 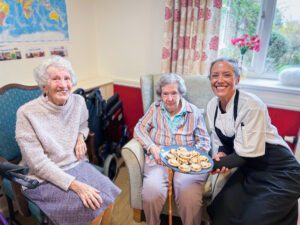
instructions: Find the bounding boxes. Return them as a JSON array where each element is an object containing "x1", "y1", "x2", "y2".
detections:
[
  {"x1": 113, "y1": 76, "x2": 300, "y2": 112},
  {"x1": 239, "y1": 78, "x2": 300, "y2": 111}
]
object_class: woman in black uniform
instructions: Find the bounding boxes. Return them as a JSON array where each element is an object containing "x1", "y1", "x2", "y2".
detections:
[{"x1": 206, "y1": 57, "x2": 300, "y2": 225}]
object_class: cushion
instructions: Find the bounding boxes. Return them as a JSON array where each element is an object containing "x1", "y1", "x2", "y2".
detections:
[{"x1": 279, "y1": 67, "x2": 300, "y2": 87}]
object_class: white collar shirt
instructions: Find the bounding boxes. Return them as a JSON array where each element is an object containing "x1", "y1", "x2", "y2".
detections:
[{"x1": 207, "y1": 90, "x2": 290, "y2": 157}]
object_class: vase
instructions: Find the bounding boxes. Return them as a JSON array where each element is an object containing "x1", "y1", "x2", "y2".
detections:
[
  {"x1": 240, "y1": 65, "x2": 248, "y2": 79},
  {"x1": 239, "y1": 55, "x2": 247, "y2": 79}
]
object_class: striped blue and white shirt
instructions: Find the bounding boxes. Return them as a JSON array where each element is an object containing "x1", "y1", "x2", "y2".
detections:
[{"x1": 134, "y1": 98, "x2": 210, "y2": 165}]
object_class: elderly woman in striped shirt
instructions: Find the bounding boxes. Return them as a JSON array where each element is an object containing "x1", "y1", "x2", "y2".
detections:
[{"x1": 134, "y1": 73, "x2": 210, "y2": 225}]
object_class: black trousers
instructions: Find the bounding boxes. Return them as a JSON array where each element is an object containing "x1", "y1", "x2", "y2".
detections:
[{"x1": 208, "y1": 144, "x2": 300, "y2": 225}]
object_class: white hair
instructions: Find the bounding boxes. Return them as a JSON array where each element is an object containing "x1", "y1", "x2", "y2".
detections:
[
  {"x1": 155, "y1": 73, "x2": 187, "y2": 97},
  {"x1": 33, "y1": 56, "x2": 77, "y2": 89}
]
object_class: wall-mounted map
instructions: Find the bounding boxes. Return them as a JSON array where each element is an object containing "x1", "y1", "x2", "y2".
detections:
[{"x1": 0, "y1": 0, "x2": 69, "y2": 43}]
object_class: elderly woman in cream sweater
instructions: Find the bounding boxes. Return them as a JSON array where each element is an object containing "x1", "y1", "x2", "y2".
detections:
[{"x1": 16, "y1": 56, "x2": 120, "y2": 225}]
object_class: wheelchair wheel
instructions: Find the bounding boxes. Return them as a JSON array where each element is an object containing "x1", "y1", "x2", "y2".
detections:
[{"x1": 103, "y1": 154, "x2": 118, "y2": 181}]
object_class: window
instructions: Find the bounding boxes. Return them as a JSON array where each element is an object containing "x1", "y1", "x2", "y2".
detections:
[{"x1": 219, "y1": 0, "x2": 300, "y2": 80}]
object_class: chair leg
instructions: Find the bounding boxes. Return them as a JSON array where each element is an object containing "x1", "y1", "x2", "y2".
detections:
[
  {"x1": 89, "y1": 204, "x2": 114, "y2": 225},
  {"x1": 89, "y1": 213, "x2": 103, "y2": 225},
  {"x1": 101, "y1": 204, "x2": 114, "y2": 225},
  {"x1": 5, "y1": 196, "x2": 21, "y2": 225},
  {"x1": 133, "y1": 208, "x2": 142, "y2": 223}
]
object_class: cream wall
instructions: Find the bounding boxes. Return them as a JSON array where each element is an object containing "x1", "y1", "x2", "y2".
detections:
[
  {"x1": 0, "y1": 0, "x2": 98, "y2": 87},
  {"x1": 0, "y1": 0, "x2": 165, "y2": 88},
  {"x1": 94, "y1": 0, "x2": 165, "y2": 86}
]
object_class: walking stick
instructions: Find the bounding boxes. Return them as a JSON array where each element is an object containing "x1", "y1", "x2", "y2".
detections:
[{"x1": 168, "y1": 168, "x2": 173, "y2": 225}]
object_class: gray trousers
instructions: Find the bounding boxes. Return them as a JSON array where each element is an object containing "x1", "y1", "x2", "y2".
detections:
[{"x1": 142, "y1": 163, "x2": 207, "y2": 225}]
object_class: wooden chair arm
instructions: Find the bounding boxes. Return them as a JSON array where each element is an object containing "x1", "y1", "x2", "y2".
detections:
[
  {"x1": 11, "y1": 182, "x2": 30, "y2": 216},
  {"x1": 86, "y1": 132, "x2": 98, "y2": 164}
]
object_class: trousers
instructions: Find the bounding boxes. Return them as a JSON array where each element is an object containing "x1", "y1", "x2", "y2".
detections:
[{"x1": 142, "y1": 163, "x2": 207, "y2": 225}]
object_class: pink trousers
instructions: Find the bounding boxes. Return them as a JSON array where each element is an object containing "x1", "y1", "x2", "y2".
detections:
[{"x1": 142, "y1": 163, "x2": 207, "y2": 225}]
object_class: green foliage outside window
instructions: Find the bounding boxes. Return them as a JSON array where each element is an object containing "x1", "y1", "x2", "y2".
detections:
[
  {"x1": 219, "y1": 0, "x2": 260, "y2": 67},
  {"x1": 219, "y1": 0, "x2": 300, "y2": 78}
]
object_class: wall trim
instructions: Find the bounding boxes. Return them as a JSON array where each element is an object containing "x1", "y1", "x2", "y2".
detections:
[
  {"x1": 113, "y1": 77, "x2": 140, "y2": 88},
  {"x1": 239, "y1": 79, "x2": 300, "y2": 111},
  {"x1": 113, "y1": 77, "x2": 300, "y2": 111}
]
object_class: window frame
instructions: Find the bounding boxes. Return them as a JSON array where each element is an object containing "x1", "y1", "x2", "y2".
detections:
[
  {"x1": 220, "y1": 0, "x2": 300, "y2": 111},
  {"x1": 251, "y1": 0, "x2": 277, "y2": 77}
]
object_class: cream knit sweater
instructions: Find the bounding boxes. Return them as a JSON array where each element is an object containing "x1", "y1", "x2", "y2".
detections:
[{"x1": 16, "y1": 94, "x2": 89, "y2": 191}]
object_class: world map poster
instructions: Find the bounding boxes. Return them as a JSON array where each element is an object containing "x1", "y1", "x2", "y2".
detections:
[{"x1": 0, "y1": 0, "x2": 69, "y2": 43}]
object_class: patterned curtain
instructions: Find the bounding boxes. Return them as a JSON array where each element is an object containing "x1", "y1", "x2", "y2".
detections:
[{"x1": 161, "y1": 0, "x2": 222, "y2": 75}]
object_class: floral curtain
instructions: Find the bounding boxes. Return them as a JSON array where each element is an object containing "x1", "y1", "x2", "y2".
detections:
[{"x1": 161, "y1": 0, "x2": 222, "y2": 75}]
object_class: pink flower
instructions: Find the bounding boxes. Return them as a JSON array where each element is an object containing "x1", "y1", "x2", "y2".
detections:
[
  {"x1": 162, "y1": 47, "x2": 170, "y2": 59},
  {"x1": 192, "y1": 35, "x2": 197, "y2": 49},
  {"x1": 174, "y1": 9, "x2": 181, "y2": 22},
  {"x1": 250, "y1": 35, "x2": 259, "y2": 42},
  {"x1": 165, "y1": 7, "x2": 172, "y2": 20},
  {"x1": 181, "y1": 0, "x2": 187, "y2": 7},
  {"x1": 178, "y1": 36, "x2": 191, "y2": 49},
  {"x1": 253, "y1": 44, "x2": 260, "y2": 52},
  {"x1": 231, "y1": 39, "x2": 237, "y2": 45},
  {"x1": 172, "y1": 49, "x2": 178, "y2": 60},
  {"x1": 198, "y1": 8, "x2": 204, "y2": 19},
  {"x1": 205, "y1": 7, "x2": 211, "y2": 20},
  {"x1": 201, "y1": 52, "x2": 207, "y2": 61},
  {"x1": 231, "y1": 34, "x2": 261, "y2": 54},
  {"x1": 231, "y1": 34, "x2": 261, "y2": 67},
  {"x1": 213, "y1": 0, "x2": 222, "y2": 9},
  {"x1": 185, "y1": 36, "x2": 190, "y2": 48},
  {"x1": 209, "y1": 36, "x2": 219, "y2": 51},
  {"x1": 178, "y1": 36, "x2": 185, "y2": 49},
  {"x1": 194, "y1": 51, "x2": 200, "y2": 61}
]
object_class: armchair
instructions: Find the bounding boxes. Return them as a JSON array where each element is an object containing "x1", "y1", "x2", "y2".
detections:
[
  {"x1": 0, "y1": 84, "x2": 97, "y2": 225},
  {"x1": 121, "y1": 74, "x2": 217, "y2": 224}
]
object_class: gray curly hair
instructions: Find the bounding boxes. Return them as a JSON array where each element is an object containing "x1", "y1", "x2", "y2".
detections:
[
  {"x1": 209, "y1": 57, "x2": 240, "y2": 79},
  {"x1": 155, "y1": 73, "x2": 186, "y2": 97},
  {"x1": 33, "y1": 56, "x2": 77, "y2": 89}
]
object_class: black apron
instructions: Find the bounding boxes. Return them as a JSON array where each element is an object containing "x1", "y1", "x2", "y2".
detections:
[
  {"x1": 208, "y1": 90, "x2": 300, "y2": 225},
  {"x1": 213, "y1": 89, "x2": 239, "y2": 155}
]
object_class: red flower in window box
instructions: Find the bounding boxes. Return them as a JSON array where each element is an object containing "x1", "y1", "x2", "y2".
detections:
[
  {"x1": 231, "y1": 34, "x2": 260, "y2": 70},
  {"x1": 231, "y1": 34, "x2": 260, "y2": 54}
]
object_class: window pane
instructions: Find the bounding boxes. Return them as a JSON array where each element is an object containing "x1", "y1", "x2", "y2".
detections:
[
  {"x1": 218, "y1": 0, "x2": 261, "y2": 68},
  {"x1": 265, "y1": 0, "x2": 300, "y2": 78}
]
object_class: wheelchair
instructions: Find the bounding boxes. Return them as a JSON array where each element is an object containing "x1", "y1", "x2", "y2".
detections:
[{"x1": 74, "y1": 88, "x2": 129, "y2": 181}]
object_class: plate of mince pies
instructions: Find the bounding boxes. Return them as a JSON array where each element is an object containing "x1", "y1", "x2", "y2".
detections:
[{"x1": 159, "y1": 145, "x2": 214, "y2": 174}]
